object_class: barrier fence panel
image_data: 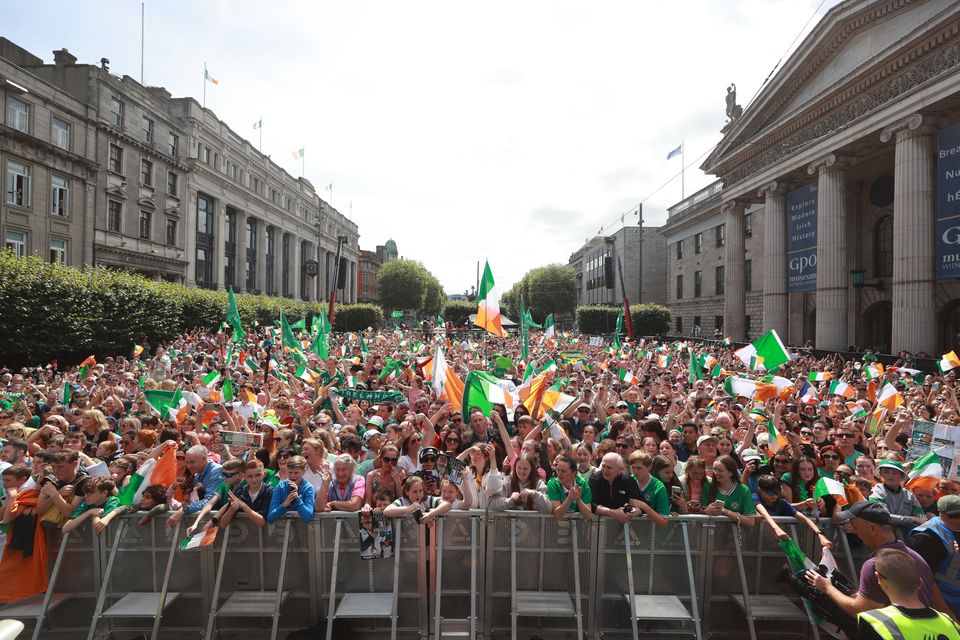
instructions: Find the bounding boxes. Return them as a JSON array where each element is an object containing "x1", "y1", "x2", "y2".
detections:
[{"x1": 430, "y1": 510, "x2": 483, "y2": 640}]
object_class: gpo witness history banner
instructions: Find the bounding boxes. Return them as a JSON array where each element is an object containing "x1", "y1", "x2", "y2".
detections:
[
  {"x1": 937, "y1": 122, "x2": 960, "y2": 279},
  {"x1": 787, "y1": 182, "x2": 818, "y2": 292}
]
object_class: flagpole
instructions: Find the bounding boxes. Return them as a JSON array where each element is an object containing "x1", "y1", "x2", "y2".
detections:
[
  {"x1": 301, "y1": 149, "x2": 305, "y2": 178},
  {"x1": 259, "y1": 118, "x2": 262, "y2": 152},
  {"x1": 203, "y1": 62, "x2": 206, "y2": 110},
  {"x1": 681, "y1": 139, "x2": 685, "y2": 199}
]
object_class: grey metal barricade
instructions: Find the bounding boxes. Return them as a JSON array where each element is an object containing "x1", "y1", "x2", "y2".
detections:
[{"x1": 430, "y1": 510, "x2": 483, "y2": 640}]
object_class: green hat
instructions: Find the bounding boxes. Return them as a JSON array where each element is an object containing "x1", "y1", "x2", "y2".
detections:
[
  {"x1": 877, "y1": 459, "x2": 906, "y2": 474},
  {"x1": 938, "y1": 494, "x2": 960, "y2": 518}
]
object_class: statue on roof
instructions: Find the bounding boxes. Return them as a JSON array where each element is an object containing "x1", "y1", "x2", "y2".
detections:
[{"x1": 725, "y1": 83, "x2": 743, "y2": 123}]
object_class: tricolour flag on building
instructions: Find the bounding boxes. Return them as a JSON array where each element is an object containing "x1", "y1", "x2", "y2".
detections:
[
  {"x1": 876, "y1": 382, "x2": 904, "y2": 411},
  {"x1": 733, "y1": 330, "x2": 791, "y2": 372},
  {"x1": 291, "y1": 147, "x2": 304, "y2": 160},
  {"x1": 666, "y1": 143, "x2": 682, "y2": 160},
  {"x1": 204, "y1": 68, "x2": 220, "y2": 85},
  {"x1": 939, "y1": 351, "x2": 960, "y2": 372},
  {"x1": 828, "y1": 380, "x2": 856, "y2": 399},
  {"x1": 474, "y1": 261, "x2": 506, "y2": 338},
  {"x1": 907, "y1": 451, "x2": 944, "y2": 492},
  {"x1": 252, "y1": 118, "x2": 262, "y2": 130},
  {"x1": 813, "y1": 477, "x2": 848, "y2": 507},
  {"x1": 180, "y1": 527, "x2": 219, "y2": 550},
  {"x1": 808, "y1": 372, "x2": 832, "y2": 382}
]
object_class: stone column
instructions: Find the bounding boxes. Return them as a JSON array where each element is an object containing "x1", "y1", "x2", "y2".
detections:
[
  {"x1": 290, "y1": 238, "x2": 301, "y2": 300},
  {"x1": 722, "y1": 200, "x2": 747, "y2": 340},
  {"x1": 881, "y1": 113, "x2": 936, "y2": 354},
  {"x1": 235, "y1": 211, "x2": 248, "y2": 292},
  {"x1": 185, "y1": 191, "x2": 198, "y2": 286},
  {"x1": 758, "y1": 181, "x2": 788, "y2": 338},
  {"x1": 213, "y1": 202, "x2": 225, "y2": 290},
  {"x1": 306, "y1": 242, "x2": 317, "y2": 302},
  {"x1": 256, "y1": 220, "x2": 267, "y2": 294},
  {"x1": 808, "y1": 154, "x2": 848, "y2": 350}
]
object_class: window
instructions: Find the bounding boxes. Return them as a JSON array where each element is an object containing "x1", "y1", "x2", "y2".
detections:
[
  {"x1": 52, "y1": 117, "x2": 70, "y2": 150},
  {"x1": 51, "y1": 176, "x2": 68, "y2": 216},
  {"x1": 139, "y1": 209, "x2": 152, "y2": 240},
  {"x1": 246, "y1": 219, "x2": 257, "y2": 250},
  {"x1": 196, "y1": 247, "x2": 212, "y2": 288},
  {"x1": 5, "y1": 161, "x2": 30, "y2": 206},
  {"x1": 745, "y1": 259, "x2": 752, "y2": 291},
  {"x1": 694, "y1": 270, "x2": 703, "y2": 297},
  {"x1": 141, "y1": 158, "x2": 153, "y2": 186},
  {"x1": 142, "y1": 116, "x2": 154, "y2": 143},
  {"x1": 6, "y1": 97, "x2": 28, "y2": 133},
  {"x1": 270, "y1": 188, "x2": 279, "y2": 204},
  {"x1": 166, "y1": 218, "x2": 177, "y2": 246},
  {"x1": 229, "y1": 163, "x2": 237, "y2": 180},
  {"x1": 745, "y1": 212, "x2": 753, "y2": 238},
  {"x1": 252, "y1": 176, "x2": 261, "y2": 193},
  {"x1": 109, "y1": 144, "x2": 123, "y2": 173},
  {"x1": 5, "y1": 231, "x2": 26, "y2": 258},
  {"x1": 49, "y1": 239, "x2": 67, "y2": 265},
  {"x1": 675, "y1": 275, "x2": 683, "y2": 299},
  {"x1": 876, "y1": 216, "x2": 893, "y2": 278},
  {"x1": 200, "y1": 145, "x2": 210, "y2": 164},
  {"x1": 110, "y1": 98, "x2": 123, "y2": 127},
  {"x1": 716, "y1": 224, "x2": 725, "y2": 248},
  {"x1": 675, "y1": 317, "x2": 683, "y2": 333},
  {"x1": 676, "y1": 240, "x2": 683, "y2": 260},
  {"x1": 694, "y1": 232, "x2": 703, "y2": 254},
  {"x1": 107, "y1": 200, "x2": 122, "y2": 232},
  {"x1": 197, "y1": 194, "x2": 213, "y2": 235},
  {"x1": 693, "y1": 316, "x2": 701, "y2": 331},
  {"x1": 167, "y1": 171, "x2": 178, "y2": 196},
  {"x1": 168, "y1": 132, "x2": 178, "y2": 157},
  {"x1": 715, "y1": 316, "x2": 724, "y2": 331},
  {"x1": 715, "y1": 266, "x2": 725, "y2": 295},
  {"x1": 213, "y1": 153, "x2": 219, "y2": 170}
]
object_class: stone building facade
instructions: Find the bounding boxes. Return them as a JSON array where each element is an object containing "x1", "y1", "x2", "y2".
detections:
[
  {"x1": 0, "y1": 38, "x2": 359, "y2": 302},
  {"x1": 357, "y1": 249, "x2": 382, "y2": 302},
  {"x1": 568, "y1": 226, "x2": 667, "y2": 307},
  {"x1": 661, "y1": 0, "x2": 960, "y2": 355}
]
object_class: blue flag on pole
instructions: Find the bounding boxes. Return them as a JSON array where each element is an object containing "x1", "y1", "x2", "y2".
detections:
[{"x1": 666, "y1": 144, "x2": 683, "y2": 160}]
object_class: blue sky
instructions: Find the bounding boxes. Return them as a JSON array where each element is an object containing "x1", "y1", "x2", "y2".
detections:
[{"x1": 6, "y1": 0, "x2": 838, "y2": 292}]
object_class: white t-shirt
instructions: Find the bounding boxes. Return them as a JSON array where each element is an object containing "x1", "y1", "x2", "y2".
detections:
[
  {"x1": 398, "y1": 455, "x2": 420, "y2": 475},
  {"x1": 230, "y1": 401, "x2": 263, "y2": 420},
  {"x1": 302, "y1": 462, "x2": 330, "y2": 493}
]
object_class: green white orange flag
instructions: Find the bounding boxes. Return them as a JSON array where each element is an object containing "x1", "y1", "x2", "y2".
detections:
[
  {"x1": 907, "y1": 451, "x2": 944, "y2": 492},
  {"x1": 117, "y1": 447, "x2": 177, "y2": 505},
  {"x1": 144, "y1": 389, "x2": 185, "y2": 420},
  {"x1": 863, "y1": 363, "x2": 884, "y2": 380},
  {"x1": 461, "y1": 371, "x2": 512, "y2": 417},
  {"x1": 828, "y1": 380, "x2": 856, "y2": 399},
  {"x1": 813, "y1": 477, "x2": 848, "y2": 507},
  {"x1": 475, "y1": 261, "x2": 506, "y2": 337},
  {"x1": 808, "y1": 372, "x2": 832, "y2": 382},
  {"x1": 226, "y1": 287, "x2": 245, "y2": 342},
  {"x1": 938, "y1": 351, "x2": 960, "y2": 372},
  {"x1": 180, "y1": 526, "x2": 219, "y2": 550},
  {"x1": 540, "y1": 314, "x2": 555, "y2": 345},
  {"x1": 204, "y1": 67, "x2": 220, "y2": 85},
  {"x1": 618, "y1": 369, "x2": 635, "y2": 384},
  {"x1": 876, "y1": 381, "x2": 904, "y2": 411},
  {"x1": 734, "y1": 330, "x2": 791, "y2": 372},
  {"x1": 865, "y1": 406, "x2": 887, "y2": 435},
  {"x1": 765, "y1": 421, "x2": 788, "y2": 454},
  {"x1": 202, "y1": 370, "x2": 221, "y2": 388}
]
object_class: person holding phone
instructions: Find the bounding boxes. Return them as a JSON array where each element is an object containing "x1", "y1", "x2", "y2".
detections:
[{"x1": 701, "y1": 455, "x2": 756, "y2": 526}]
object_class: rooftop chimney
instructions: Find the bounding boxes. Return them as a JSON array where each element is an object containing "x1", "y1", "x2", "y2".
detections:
[{"x1": 52, "y1": 48, "x2": 77, "y2": 68}]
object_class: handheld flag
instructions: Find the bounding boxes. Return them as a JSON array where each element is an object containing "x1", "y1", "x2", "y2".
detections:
[
  {"x1": 876, "y1": 382, "x2": 903, "y2": 411},
  {"x1": 180, "y1": 527, "x2": 219, "y2": 550},
  {"x1": 907, "y1": 451, "x2": 944, "y2": 492},
  {"x1": 939, "y1": 351, "x2": 960, "y2": 372},
  {"x1": 540, "y1": 314, "x2": 555, "y2": 346},
  {"x1": 461, "y1": 371, "x2": 512, "y2": 417},
  {"x1": 475, "y1": 261, "x2": 506, "y2": 338},
  {"x1": 226, "y1": 287, "x2": 245, "y2": 342},
  {"x1": 734, "y1": 330, "x2": 791, "y2": 372}
]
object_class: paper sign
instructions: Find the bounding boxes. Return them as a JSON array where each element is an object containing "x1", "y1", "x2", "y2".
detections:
[
  {"x1": 218, "y1": 430, "x2": 263, "y2": 449},
  {"x1": 589, "y1": 336, "x2": 603, "y2": 346}
]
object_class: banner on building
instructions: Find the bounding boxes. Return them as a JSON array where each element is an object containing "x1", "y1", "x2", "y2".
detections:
[
  {"x1": 786, "y1": 183, "x2": 818, "y2": 293},
  {"x1": 937, "y1": 122, "x2": 960, "y2": 279}
]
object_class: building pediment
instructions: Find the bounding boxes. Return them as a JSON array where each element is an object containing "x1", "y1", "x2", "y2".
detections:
[
  {"x1": 702, "y1": 0, "x2": 960, "y2": 182},
  {"x1": 104, "y1": 184, "x2": 128, "y2": 200},
  {"x1": 165, "y1": 206, "x2": 181, "y2": 218},
  {"x1": 138, "y1": 197, "x2": 155, "y2": 210}
]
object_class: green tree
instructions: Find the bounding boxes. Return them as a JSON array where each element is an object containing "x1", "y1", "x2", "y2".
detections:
[
  {"x1": 526, "y1": 264, "x2": 577, "y2": 318},
  {"x1": 378, "y1": 259, "x2": 428, "y2": 311},
  {"x1": 422, "y1": 275, "x2": 446, "y2": 316}
]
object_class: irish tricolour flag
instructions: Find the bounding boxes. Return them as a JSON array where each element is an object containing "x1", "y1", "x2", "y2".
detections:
[
  {"x1": 117, "y1": 447, "x2": 177, "y2": 506},
  {"x1": 828, "y1": 380, "x2": 856, "y2": 399},
  {"x1": 939, "y1": 351, "x2": 960, "y2": 373},
  {"x1": 540, "y1": 314, "x2": 555, "y2": 346},
  {"x1": 876, "y1": 382, "x2": 904, "y2": 411},
  {"x1": 180, "y1": 526, "x2": 219, "y2": 550},
  {"x1": 813, "y1": 477, "x2": 848, "y2": 507},
  {"x1": 734, "y1": 330, "x2": 791, "y2": 372},
  {"x1": 475, "y1": 261, "x2": 506, "y2": 338},
  {"x1": 618, "y1": 369, "x2": 635, "y2": 384},
  {"x1": 907, "y1": 451, "x2": 944, "y2": 492},
  {"x1": 461, "y1": 371, "x2": 513, "y2": 417}
]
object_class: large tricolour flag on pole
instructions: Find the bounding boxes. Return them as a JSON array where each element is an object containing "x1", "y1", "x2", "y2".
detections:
[
  {"x1": 426, "y1": 345, "x2": 464, "y2": 411},
  {"x1": 733, "y1": 330, "x2": 791, "y2": 372},
  {"x1": 461, "y1": 371, "x2": 512, "y2": 416},
  {"x1": 475, "y1": 260, "x2": 506, "y2": 337}
]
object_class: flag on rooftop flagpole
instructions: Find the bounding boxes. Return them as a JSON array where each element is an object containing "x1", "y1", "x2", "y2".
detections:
[
  {"x1": 291, "y1": 147, "x2": 304, "y2": 160},
  {"x1": 252, "y1": 118, "x2": 262, "y2": 130},
  {"x1": 734, "y1": 330, "x2": 791, "y2": 372},
  {"x1": 204, "y1": 67, "x2": 220, "y2": 85},
  {"x1": 666, "y1": 144, "x2": 682, "y2": 160},
  {"x1": 475, "y1": 261, "x2": 506, "y2": 338}
]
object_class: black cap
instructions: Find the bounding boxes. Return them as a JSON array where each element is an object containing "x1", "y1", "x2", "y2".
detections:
[
  {"x1": 419, "y1": 447, "x2": 440, "y2": 463},
  {"x1": 841, "y1": 500, "x2": 891, "y2": 525}
]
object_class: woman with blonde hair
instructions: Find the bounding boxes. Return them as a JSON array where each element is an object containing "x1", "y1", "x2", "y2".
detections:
[{"x1": 79, "y1": 409, "x2": 116, "y2": 446}]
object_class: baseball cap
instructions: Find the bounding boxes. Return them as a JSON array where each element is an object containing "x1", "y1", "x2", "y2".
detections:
[
  {"x1": 363, "y1": 429, "x2": 382, "y2": 444},
  {"x1": 697, "y1": 434, "x2": 718, "y2": 447},
  {"x1": 577, "y1": 403, "x2": 591, "y2": 412},
  {"x1": 419, "y1": 447, "x2": 440, "y2": 463},
  {"x1": 876, "y1": 459, "x2": 906, "y2": 475},
  {"x1": 741, "y1": 448, "x2": 762, "y2": 463},
  {"x1": 938, "y1": 494, "x2": 960, "y2": 518},
  {"x1": 366, "y1": 416, "x2": 385, "y2": 429},
  {"x1": 839, "y1": 500, "x2": 891, "y2": 524},
  {"x1": 616, "y1": 401, "x2": 629, "y2": 408}
]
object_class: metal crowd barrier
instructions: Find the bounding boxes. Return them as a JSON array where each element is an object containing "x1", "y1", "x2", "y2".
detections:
[{"x1": 0, "y1": 511, "x2": 871, "y2": 639}]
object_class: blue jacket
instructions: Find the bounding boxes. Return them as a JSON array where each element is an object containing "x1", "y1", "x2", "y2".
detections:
[
  {"x1": 183, "y1": 461, "x2": 224, "y2": 515},
  {"x1": 267, "y1": 478, "x2": 315, "y2": 523}
]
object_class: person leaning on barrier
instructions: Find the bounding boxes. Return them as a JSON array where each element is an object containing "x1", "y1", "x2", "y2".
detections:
[
  {"x1": 318, "y1": 453, "x2": 365, "y2": 513},
  {"x1": 700, "y1": 455, "x2": 756, "y2": 526},
  {"x1": 382, "y1": 475, "x2": 451, "y2": 525},
  {"x1": 805, "y1": 501, "x2": 950, "y2": 620},
  {"x1": 167, "y1": 445, "x2": 222, "y2": 528},
  {"x1": 488, "y1": 453, "x2": 550, "y2": 514},
  {"x1": 869, "y1": 460, "x2": 925, "y2": 530},
  {"x1": 547, "y1": 455, "x2": 592, "y2": 521},
  {"x1": 753, "y1": 474, "x2": 833, "y2": 550},
  {"x1": 907, "y1": 494, "x2": 960, "y2": 619},
  {"x1": 626, "y1": 451, "x2": 670, "y2": 527},
  {"x1": 855, "y1": 548, "x2": 960, "y2": 640},
  {"x1": 267, "y1": 455, "x2": 315, "y2": 524}
]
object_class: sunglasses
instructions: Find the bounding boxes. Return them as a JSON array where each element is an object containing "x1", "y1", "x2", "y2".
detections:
[
  {"x1": 451, "y1": 417, "x2": 462, "y2": 422},
  {"x1": 382, "y1": 457, "x2": 398, "y2": 464},
  {"x1": 279, "y1": 453, "x2": 292, "y2": 459},
  {"x1": 774, "y1": 458, "x2": 792, "y2": 464},
  {"x1": 835, "y1": 433, "x2": 855, "y2": 439},
  {"x1": 616, "y1": 443, "x2": 629, "y2": 450},
  {"x1": 224, "y1": 472, "x2": 239, "y2": 478},
  {"x1": 821, "y1": 454, "x2": 840, "y2": 460},
  {"x1": 445, "y1": 437, "x2": 460, "y2": 443},
  {"x1": 422, "y1": 457, "x2": 437, "y2": 462}
]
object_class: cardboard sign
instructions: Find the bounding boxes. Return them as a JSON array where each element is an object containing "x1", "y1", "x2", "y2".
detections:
[
  {"x1": 908, "y1": 420, "x2": 960, "y2": 480},
  {"x1": 218, "y1": 430, "x2": 262, "y2": 449},
  {"x1": 358, "y1": 510, "x2": 394, "y2": 559},
  {"x1": 589, "y1": 336, "x2": 603, "y2": 346}
]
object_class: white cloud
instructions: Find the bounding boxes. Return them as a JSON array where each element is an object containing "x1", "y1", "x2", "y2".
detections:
[{"x1": 7, "y1": 0, "x2": 839, "y2": 291}]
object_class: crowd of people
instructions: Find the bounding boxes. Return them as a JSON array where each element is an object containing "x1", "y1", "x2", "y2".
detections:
[{"x1": 0, "y1": 319, "x2": 959, "y2": 638}]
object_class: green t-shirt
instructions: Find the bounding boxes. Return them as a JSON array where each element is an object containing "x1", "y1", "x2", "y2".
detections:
[
  {"x1": 700, "y1": 483, "x2": 756, "y2": 515},
  {"x1": 546, "y1": 475, "x2": 593, "y2": 512},
  {"x1": 635, "y1": 475, "x2": 670, "y2": 516},
  {"x1": 264, "y1": 468, "x2": 280, "y2": 488},
  {"x1": 779, "y1": 472, "x2": 812, "y2": 501},
  {"x1": 70, "y1": 495, "x2": 120, "y2": 519}
]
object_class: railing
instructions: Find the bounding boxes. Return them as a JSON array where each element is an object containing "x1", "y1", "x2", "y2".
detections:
[{"x1": 1, "y1": 512, "x2": 871, "y2": 640}]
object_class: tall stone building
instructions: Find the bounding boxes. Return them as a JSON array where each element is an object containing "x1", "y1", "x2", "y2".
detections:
[
  {"x1": 568, "y1": 226, "x2": 667, "y2": 306},
  {"x1": 357, "y1": 249, "x2": 382, "y2": 302},
  {"x1": 661, "y1": 0, "x2": 960, "y2": 355},
  {"x1": 0, "y1": 38, "x2": 359, "y2": 301}
]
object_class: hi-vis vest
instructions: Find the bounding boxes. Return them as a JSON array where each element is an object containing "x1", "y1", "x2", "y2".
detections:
[
  {"x1": 910, "y1": 517, "x2": 960, "y2": 616},
  {"x1": 858, "y1": 605, "x2": 960, "y2": 640}
]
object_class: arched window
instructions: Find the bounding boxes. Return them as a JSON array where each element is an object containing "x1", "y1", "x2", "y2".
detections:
[{"x1": 876, "y1": 216, "x2": 893, "y2": 278}]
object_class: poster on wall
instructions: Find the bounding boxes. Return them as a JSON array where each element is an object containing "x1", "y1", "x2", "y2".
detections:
[
  {"x1": 937, "y1": 122, "x2": 960, "y2": 279},
  {"x1": 786, "y1": 183, "x2": 818, "y2": 292}
]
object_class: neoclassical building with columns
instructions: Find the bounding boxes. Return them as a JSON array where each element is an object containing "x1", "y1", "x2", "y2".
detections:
[{"x1": 662, "y1": 0, "x2": 960, "y2": 355}]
